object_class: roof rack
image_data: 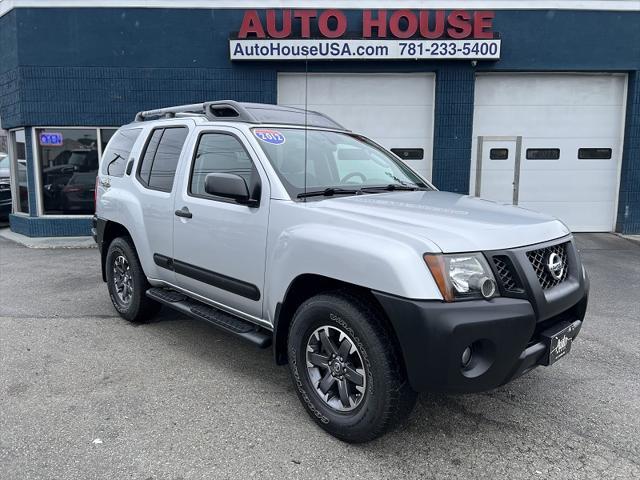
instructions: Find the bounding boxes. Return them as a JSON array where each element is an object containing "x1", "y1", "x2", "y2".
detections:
[{"x1": 134, "y1": 100, "x2": 347, "y2": 131}]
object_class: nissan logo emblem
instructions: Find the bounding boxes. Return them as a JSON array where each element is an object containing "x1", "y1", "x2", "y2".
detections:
[{"x1": 546, "y1": 252, "x2": 564, "y2": 280}]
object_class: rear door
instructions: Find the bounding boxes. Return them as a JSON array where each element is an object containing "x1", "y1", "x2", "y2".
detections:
[
  {"x1": 171, "y1": 126, "x2": 270, "y2": 319},
  {"x1": 133, "y1": 126, "x2": 190, "y2": 283}
]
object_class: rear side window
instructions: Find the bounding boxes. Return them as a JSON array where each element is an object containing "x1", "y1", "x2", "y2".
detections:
[
  {"x1": 138, "y1": 127, "x2": 189, "y2": 192},
  {"x1": 101, "y1": 128, "x2": 142, "y2": 177}
]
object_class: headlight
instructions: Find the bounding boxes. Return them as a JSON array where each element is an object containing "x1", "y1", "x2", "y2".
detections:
[{"x1": 424, "y1": 252, "x2": 498, "y2": 302}]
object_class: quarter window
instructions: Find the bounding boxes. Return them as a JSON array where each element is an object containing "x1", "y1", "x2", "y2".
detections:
[
  {"x1": 190, "y1": 133, "x2": 258, "y2": 199},
  {"x1": 101, "y1": 128, "x2": 141, "y2": 177}
]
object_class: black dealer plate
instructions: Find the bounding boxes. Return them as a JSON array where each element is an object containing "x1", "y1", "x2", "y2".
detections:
[{"x1": 541, "y1": 321, "x2": 581, "y2": 366}]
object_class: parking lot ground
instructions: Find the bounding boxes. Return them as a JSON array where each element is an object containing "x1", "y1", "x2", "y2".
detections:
[{"x1": 1, "y1": 232, "x2": 639, "y2": 479}]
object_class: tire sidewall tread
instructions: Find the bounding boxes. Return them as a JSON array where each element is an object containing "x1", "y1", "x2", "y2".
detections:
[
  {"x1": 287, "y1": 291, "x2": 416, "y2": 443},
  {"x1": 105, "y1": 236, "x2": 159, "y2": 323}
]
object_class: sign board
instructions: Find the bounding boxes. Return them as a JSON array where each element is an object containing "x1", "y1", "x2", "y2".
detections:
[
  {"x1": 230, "y1": 9, "x2": 501, "y2": 61},
  {"x1": 39, "y1": 132, "x2": 64, "y2": 146}
]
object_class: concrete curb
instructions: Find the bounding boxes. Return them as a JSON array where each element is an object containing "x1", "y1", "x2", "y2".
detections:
[
  {"x1": 0, "y1": 228, "x2": 97, "y2": 249},
  {"x1": 616, "y1": 234, "x2": 640, "y2": 246}
]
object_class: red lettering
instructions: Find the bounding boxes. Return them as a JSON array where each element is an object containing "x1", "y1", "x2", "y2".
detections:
[
  {"x1": 419, "y1": 11, "x2": 445, "y2": 39},
  {"x1": 318, "y1": 9, "x2": 347, "y2": 38},
  {"x1": 363, "y1": 10, "x2": 387, "y2": 38},
  {"x1": 447, "y1": 10, "x2": 472, "y2": 39},
  {"x1": 293, "y1": 10, "x2": 317, "y2": 38},
  {"x1": 238, "y1": 10, "x2": 265, "y2": 38},
  {"x1": 389, "y1": 10, "x2": 418, "y2": 39},
  {"x1": 266, "y1": 9, "x2": 292, "y2": 38},
  {"x1": 473, "y1": 11, "x2": 494, "y2": 39}
]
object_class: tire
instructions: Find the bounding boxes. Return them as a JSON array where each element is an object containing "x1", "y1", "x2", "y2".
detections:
[
  {"x1": 287, "y1": 291, "x2": 417, "y2": 443},
  {"x1": 105, "y1": 236, "x2": 160, "y2": 323}
]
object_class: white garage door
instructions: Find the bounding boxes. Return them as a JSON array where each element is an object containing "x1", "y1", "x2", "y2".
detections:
[
  {"x1": 470, "y1": 73, "x2": 626, "y2": 232},
  {"x1": 278, "y1": 72, "x2": 435, "y2": 180}
]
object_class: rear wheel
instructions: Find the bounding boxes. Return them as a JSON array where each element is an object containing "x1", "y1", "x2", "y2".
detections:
[
  {"x1": 287, "y1": 291, "x2": 416, "y2": 443},
  {"x1": 105, "y1": 236, "x2": 160, "y2": 323}
]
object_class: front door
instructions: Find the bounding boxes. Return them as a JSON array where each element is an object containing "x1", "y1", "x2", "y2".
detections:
[
  {"x1": 475, "y1": 136, "x2": 521, "y2": 204},
  {"x1": 172, "y1": 127, "x2": 269, "y2": 319}
]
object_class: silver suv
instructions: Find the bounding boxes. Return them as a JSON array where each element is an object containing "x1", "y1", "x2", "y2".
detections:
[{"x1": 94, "y1": 101, "x2": 589, "y2": 443}]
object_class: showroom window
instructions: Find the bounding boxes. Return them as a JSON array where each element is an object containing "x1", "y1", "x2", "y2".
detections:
[
  {"x1": 36, "y1": 127, "x2": 118, "y2": 215},
  {"x1": 10, "y1": 129, "x2": 29, "y2": 214}
]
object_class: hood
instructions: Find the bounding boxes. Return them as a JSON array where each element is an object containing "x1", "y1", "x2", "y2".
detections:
[{"x1": 308, "y1": 191, "x2": 570, "y2": 253}]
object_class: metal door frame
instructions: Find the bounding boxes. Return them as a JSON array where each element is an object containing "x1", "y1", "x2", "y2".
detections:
[{"x1": 475, "y1": 135, "x2": 523, "y2": 204}]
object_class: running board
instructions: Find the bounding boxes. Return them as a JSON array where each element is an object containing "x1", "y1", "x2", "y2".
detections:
[{"x1": 146, "y1": 287, "x2": 272, "y2": 348}]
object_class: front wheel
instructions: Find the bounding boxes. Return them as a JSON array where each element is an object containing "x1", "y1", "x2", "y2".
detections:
[
  {"x1": 105, "y1": 236, "x2": 160, "y2": 323},
  {"x1": 287, "y1": 292, "x2": 416, "y2": 443}
]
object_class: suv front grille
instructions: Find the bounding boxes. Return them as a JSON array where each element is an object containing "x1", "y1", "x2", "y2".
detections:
[
  {"x1": 492, "y1": 255, "x2": 524, "y2": 293},
  {"x1": 526, "y1": 242, "x2": 569, "y2": 290}
]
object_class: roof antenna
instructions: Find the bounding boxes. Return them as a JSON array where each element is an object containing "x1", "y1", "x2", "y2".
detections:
[{"x1": 303, "y1": 57, "x2": 309, "y2": 201}]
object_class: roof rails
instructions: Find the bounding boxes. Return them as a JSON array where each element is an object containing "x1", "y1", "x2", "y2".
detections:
[{"x1": 134, "y1": 100, "x2": 347, "y2": 131}]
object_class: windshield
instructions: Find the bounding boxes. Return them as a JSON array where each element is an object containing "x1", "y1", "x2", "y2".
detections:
[
  {"x1": 253, "y1": 128, "x2": 430, "y2": 199},
  {"x1": 0, "y1": 154, "x2": 9, "y2": 169}
]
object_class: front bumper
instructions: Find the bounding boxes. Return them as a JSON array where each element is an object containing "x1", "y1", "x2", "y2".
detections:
[{"x1": 374, "y1": 292, "x2": 588, "y2": 394}]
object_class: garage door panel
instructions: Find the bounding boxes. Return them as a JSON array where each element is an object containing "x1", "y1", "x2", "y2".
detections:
[
  {"x1": 284, "y1": 104, "x2": 433, "y2": 139},
  {"x1": 475, "y1": 74, "x2": 625, "y2": 107},
  {"x1": 474, "y1": 106, "x2": 623, "y2": 138},
  {"x1": 279, "y1": 73, "x2": 434, "y2": 106},
  {"x1": 472, "y1": 73, "x2": 625, "y2": 232},
  {"x1": 518, "y1": 201, "x2": 615, "y2": 232},
  {"x1": 518, "y1": 170, "x2": 618, "y2": 203},
  {"x1": 521, "y1": 139, "x2": 620, "y2": 171}
]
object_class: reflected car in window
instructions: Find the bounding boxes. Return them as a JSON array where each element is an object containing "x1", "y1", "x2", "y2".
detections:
[{"x1": 61, "y1": 172, "x2": 96, "y2": 214}]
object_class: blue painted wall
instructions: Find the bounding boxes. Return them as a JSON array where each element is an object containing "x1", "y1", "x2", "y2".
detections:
[{"x1": 1, "y1": 7, "x2": 639, "y2": 234}]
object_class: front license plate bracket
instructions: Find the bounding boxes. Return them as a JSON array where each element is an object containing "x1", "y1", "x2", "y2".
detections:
[{"x1": 540, "y1": 320, "x2": 581, "y2": 366}]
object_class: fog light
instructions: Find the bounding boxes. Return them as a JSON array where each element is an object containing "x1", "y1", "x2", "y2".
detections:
[
  {"x1": 461, "y1": 346, "x2": 472, "y2": 367},
  {"x1": 468, "y1": 275, "x2": 497, "y2": 299}
]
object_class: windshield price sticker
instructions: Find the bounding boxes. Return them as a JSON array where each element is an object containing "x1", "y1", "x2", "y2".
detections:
[
  {"x1": 254, "y1": 129, "x2": 286, "y2": 145},
  {"x1": 39, "y1": 132, "x2": 64, "y2": 146}
]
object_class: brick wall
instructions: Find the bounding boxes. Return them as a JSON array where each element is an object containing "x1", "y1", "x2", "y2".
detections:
[
  {"x1": 617, "y1": 71, "x2": 640, "y2": 234},
  {"x1": 18, "y1": 66, "x2": 276, "y2": 128},
  {"x1": 432, "y1": 66, "x2": 475, "y2": 194}
]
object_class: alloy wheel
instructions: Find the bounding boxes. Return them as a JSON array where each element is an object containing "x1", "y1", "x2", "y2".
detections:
[
  {"x1": 112, "y1": 255, "x2": 133, "y2": 305},
  {"x1": 305, "y1": 325, "x2": 367, "y2": 412}
]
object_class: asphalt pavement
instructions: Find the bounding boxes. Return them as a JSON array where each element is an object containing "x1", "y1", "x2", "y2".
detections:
[{"x1": 1, "y1": 232, "x2": 639, "y2": 479}]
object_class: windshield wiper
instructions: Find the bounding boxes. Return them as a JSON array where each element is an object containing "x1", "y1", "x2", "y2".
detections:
[
  {"x1": 361, "y1": 184, "x2": 425, "y2": 193},
  {"x1": 106, "y1": 153, "x2": 123, "y2": 176},
  {"x1": 297, "y1": 187, "x2": 361, "y2": 199}
]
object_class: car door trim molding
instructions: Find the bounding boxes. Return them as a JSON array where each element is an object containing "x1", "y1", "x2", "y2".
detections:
[{"x1": 153, "y1": 253, "x2": 261, "y2": 301}]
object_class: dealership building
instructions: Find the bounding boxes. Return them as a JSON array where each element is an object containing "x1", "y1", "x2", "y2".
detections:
[{"x1": 0, "y1": 0, "x2": 639, "y2": 236}]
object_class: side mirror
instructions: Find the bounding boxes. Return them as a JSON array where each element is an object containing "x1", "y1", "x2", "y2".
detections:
[{"x1": 204, "y1": 173, "x2": 256, "y2": 206}]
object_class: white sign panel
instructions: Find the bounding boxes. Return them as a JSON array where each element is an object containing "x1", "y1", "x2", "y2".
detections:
[{"x1": 230, "y1": 39, "x2": 501, "y2": 61}]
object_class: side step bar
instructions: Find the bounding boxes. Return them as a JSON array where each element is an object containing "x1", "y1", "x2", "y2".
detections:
[{"x1": 146, "y1": 287, "x2": 272, "y2": 349}]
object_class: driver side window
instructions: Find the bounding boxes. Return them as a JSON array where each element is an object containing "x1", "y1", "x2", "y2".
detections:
[{"x1": 189, "y1": 132, "x2": 259, "y2": 199}]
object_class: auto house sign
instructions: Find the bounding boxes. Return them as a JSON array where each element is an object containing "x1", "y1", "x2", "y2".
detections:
[{"x1": 230, "y1": 9, "x2": 501, "y2": 61}]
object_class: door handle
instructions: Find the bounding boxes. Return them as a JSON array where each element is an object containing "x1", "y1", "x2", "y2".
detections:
[{"x1": 175, "y1": 207, "x2": 192, "y2": 219}]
